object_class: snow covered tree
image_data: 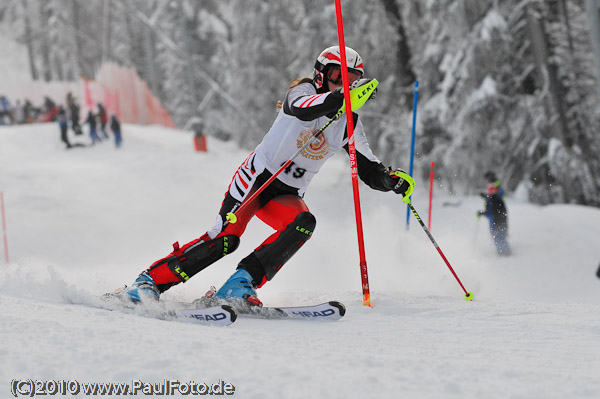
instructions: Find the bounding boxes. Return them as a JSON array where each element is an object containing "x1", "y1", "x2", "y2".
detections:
[
  {"x1": 388, "y1": 0, "x2": 600, "y2": 205},
  {"x1": 2, "y1": 0, "x2": 599, "y2": 206}
]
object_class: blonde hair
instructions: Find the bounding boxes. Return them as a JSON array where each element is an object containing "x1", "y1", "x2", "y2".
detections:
[{"x1": 276, "y1": 77, "x2": 313, "y2": 111}]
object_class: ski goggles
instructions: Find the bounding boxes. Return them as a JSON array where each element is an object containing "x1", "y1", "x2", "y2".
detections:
[{"x1": 327, "y1": 65, "x2": 363, "y2": 86}]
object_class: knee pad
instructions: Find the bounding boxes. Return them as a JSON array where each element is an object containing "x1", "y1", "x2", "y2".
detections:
[
  {"x1": 240, "y1": 212, "x2": 316, "y2": 284},
  {"x1": 293, "y1": 211, "x2": 316, "y2": 236}
]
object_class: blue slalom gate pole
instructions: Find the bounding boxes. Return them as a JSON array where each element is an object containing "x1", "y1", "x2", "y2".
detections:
[{"x1": 405, "y1": 81, "x2": 419, "y2": 230}]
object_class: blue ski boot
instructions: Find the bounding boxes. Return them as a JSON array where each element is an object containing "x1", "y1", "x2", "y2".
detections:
[
  {"x1": 210, "y1": 269, "x2": 262, "y2": 307},
  {"x1": 120, "y1": 271, "x2": 160, "y2": 303}
]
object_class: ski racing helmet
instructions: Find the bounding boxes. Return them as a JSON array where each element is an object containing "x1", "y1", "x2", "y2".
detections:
[{"x1": 313, "y1": 46, "x2": 364, "y2": 91}]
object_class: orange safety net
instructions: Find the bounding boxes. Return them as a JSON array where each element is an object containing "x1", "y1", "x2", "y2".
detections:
[
  {"x1": 0, "y1": 62, "x2": 175, "y2": 128},
  {"x1": 86, "y1": 62, "x2": 175, "y2": 127}
]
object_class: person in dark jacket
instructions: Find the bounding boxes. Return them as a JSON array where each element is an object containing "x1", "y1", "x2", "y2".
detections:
[
  {"x1": 66, "y1": 93, "x2": 82, "y2": 135},
  {"x1": 98, "y1": 103, "x2": 109, "y2": 139},
  {"x1": 478, "y1": 171, "x2": 511, "y2": 256},
  {"x1": 57, "y1": 107, "x2": 71, "y2": 149},
  {"x1": 85, "y1": 110, "x2": 101, "y2": 145},
  {"x1": 110, "y1": 114, "x2": 122, "y2": 148}
]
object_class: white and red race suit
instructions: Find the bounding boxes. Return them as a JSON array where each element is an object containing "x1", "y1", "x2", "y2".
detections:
[{"x1": 146, "y1": 81, "x2": 398, "y2": 291}]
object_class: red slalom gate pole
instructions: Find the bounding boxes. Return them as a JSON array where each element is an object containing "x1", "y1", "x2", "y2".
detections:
[
  {"x1": 428, "y1": 162, "x2": 434, "y2": 230},
  {"x1": 1, "y1": 192, "x2": 9, "y2": 264},
  {"x1": 334, "y1": 0, "x2": 372, "y2": 307}
]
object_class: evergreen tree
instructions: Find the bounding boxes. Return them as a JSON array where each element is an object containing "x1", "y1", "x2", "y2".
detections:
[{"x1": 2, "y1": 0, "x2": 599, "y2": 206}]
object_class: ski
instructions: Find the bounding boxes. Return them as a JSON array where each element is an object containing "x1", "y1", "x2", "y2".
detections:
[
  {"x1": 239, "y1": 301, "x2": 346, "y2": 321},
  {"x1": 173, "y1": 305, "x2": 237, "y2": 326},
  {"x1": 192, "y1": 298, "x2": 346, "y2": 321},
  {"x1": 97, "y1": 292, "x2": 344, "y2": 324},
  {"x1": 97, "y1": 293, "x2": 237, "y2": 326}
]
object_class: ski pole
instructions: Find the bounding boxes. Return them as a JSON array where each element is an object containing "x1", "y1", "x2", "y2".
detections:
[{"x1": 402, "y1": 193, "x2": 473, "y2": 301}]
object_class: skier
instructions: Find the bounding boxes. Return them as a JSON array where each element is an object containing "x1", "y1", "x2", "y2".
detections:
[
  {"x1": 97, "y1": 103, "x2": 109, "y2": 139},
  {"x1": 67, "y1": 93, "x2": 82, "y2": 135},
  {"x1": 85, "y1": 110, "x2": 101, "y2": 145},
  {"x1": 477, "y1": 171, "x2": 511, "y2": 256},
  {"x1": 57, "y1": 107, "x2": 71, "y2": 149},
  {"x1": 117, "y1": 46, "x2": 414, "y2": 307},
  {"x1": 0, "y1": 95, "x2": 12, "y2": 124},
  {"x1": 110, "y1": 114, "x2": 122, "y2": 148}
]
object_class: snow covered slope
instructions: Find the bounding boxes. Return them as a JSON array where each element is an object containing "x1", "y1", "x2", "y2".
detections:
[{"x1": 1, "y1": 123, "x2": 600, "y2": 398}]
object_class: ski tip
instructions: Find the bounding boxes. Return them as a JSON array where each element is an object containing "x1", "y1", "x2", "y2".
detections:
[
  {"x1": 328, "y1": 301, "x2": 346, "y2": 317},
  {"x1": 221, "y1": 305, "x2": 238, "y2": 323}
]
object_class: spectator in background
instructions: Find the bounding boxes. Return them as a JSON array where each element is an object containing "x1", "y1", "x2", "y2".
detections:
[
  {"x1": 85, "y1": 110, "x2": 101, "y2": 145},
  {"x1": 43, "y1": 97, "x2": 58, "y2": 122},
  {"x1": 110, "y1": 114, "x2": 122, "y2": 148},
  {"x1": 57, "y1": 106, "x2": 71, "y2": 149},
  {"x1": 477, "y1": 171, "x2": 511, "y2": 256},
  {"x1": 0, "y1": 95, "x2": 12, "y2": 125},
  {"x1": 66, "y1": 92, "x2": 74, "y2": 109},
  {"x1": 13, "y1": 100, "x2": 24, "y2": 124},
  {"x1": 66, "y1": 92, "x2": 82, "y2": 135},
  {"x1": 97, "y1": 103, "x2": 109, "y2": 139},
  {"x1": 23, "y1": 99, "x2": 34, "y2": 123}
]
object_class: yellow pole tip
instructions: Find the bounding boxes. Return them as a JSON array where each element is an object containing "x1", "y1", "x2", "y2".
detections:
[
  {"x1": 465, "y1": 292, "x2": 474, "y2": 301},
  {"x1": 226, "y1": 212, "x2": 237, "y2": 224},
  {"x1": 363, "y1": 294, "x2": 373, "y2": 307}
]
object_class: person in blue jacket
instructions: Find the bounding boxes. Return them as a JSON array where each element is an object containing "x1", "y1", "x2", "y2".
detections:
[
  {"x1": 478, "y1": 171, "x2": 511, "y2": 256},
  {"x1": 0, "y1": 95, "x2": 12, "y2": 124}
]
